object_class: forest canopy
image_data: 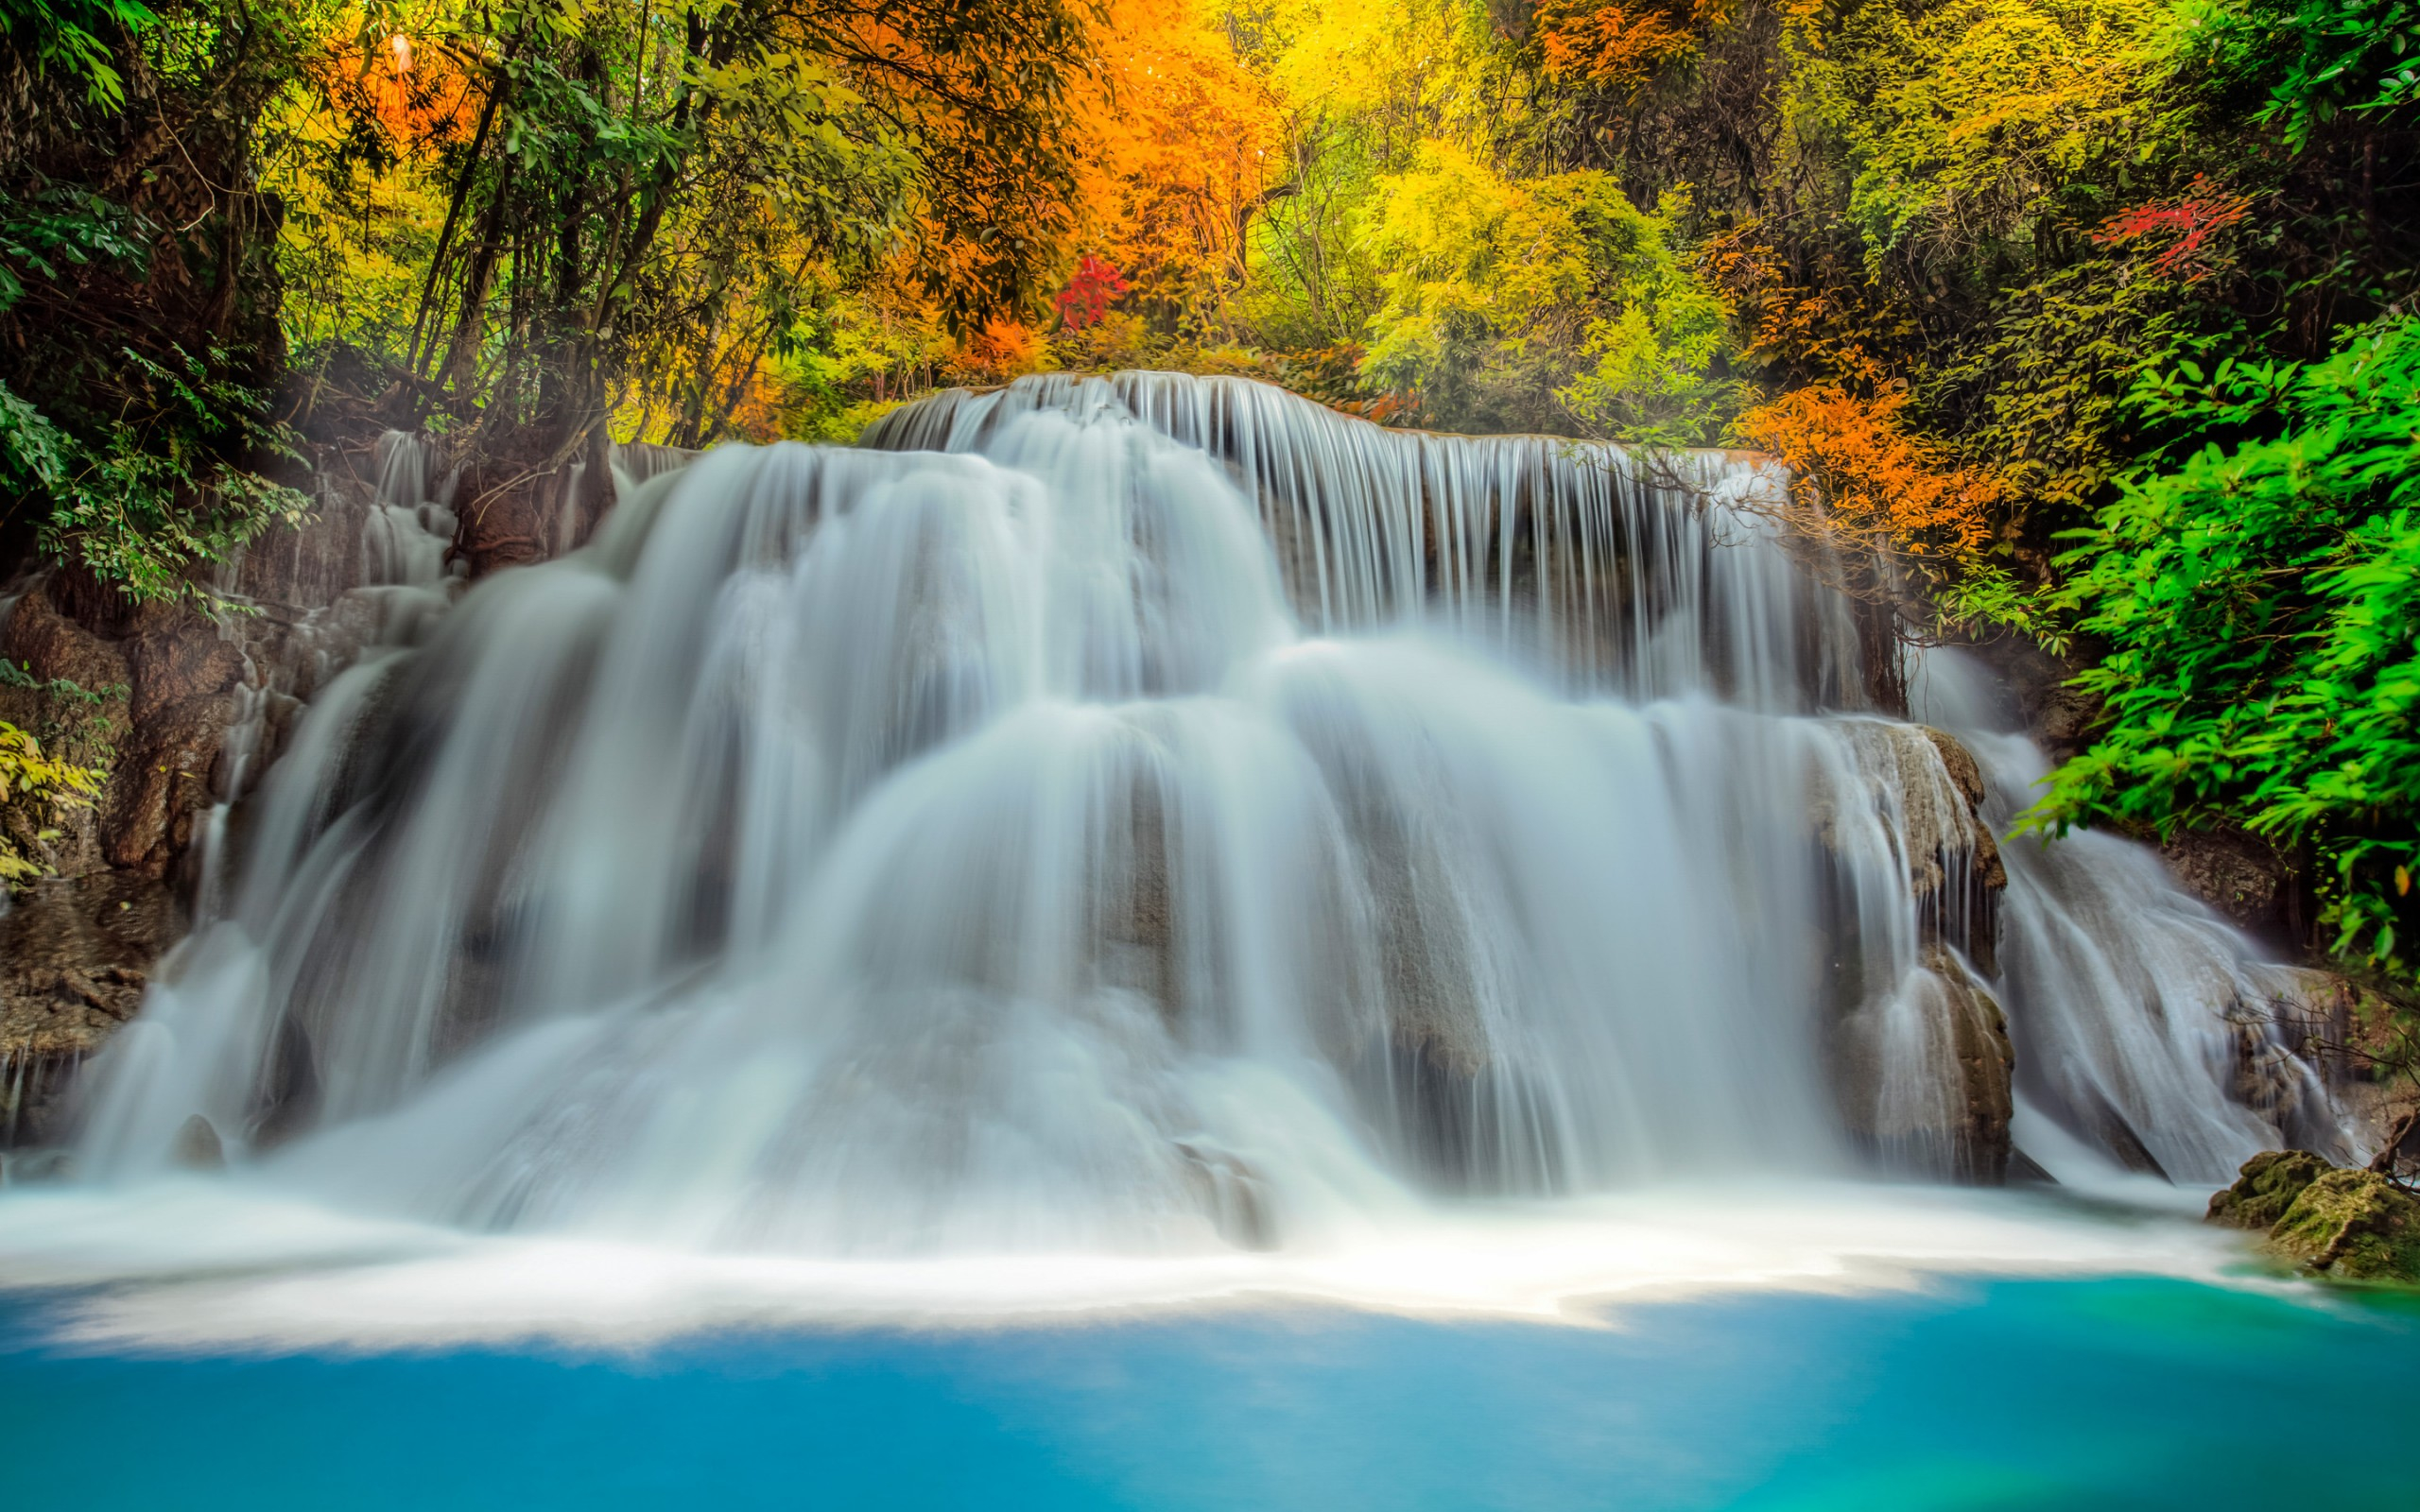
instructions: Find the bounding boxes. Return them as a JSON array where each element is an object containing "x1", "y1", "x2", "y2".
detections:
[{"x1": 1, "y1": 0, "x2": 2418, "y2": 970}]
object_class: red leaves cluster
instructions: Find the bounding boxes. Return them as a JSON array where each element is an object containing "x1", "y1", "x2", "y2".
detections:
[
  {"x1": 1055, "y1": 254, "x2": 1132, "y2": 331},
  {"x1": 2093, "y1": 176, "x2": 2254, "y2": 283}
]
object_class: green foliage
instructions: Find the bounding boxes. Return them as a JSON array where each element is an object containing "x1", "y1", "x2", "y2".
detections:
[
  {"x1": 1927, "y1": 253, "x2": 2234, "y2": 534},
  {"x1": 0, "y1": 658, "x2": 126, "y2": 706},
  {"x1": 1357, "y1": 141, "x2": 1747, "y2": 440},
  {"x1": 1, "y1": 186, "x2": 274, "y2": 565},
  {"x1": 2181, "y1": 0, "x2": 2420, "y2": 146},
  {"x1": 0, "y1": 0, "x2": 158, "y2": 105},
  {"x1": 0, "y1": 187, "x2": 149, "y2": 312},
  {"x1": 2037, "y1": 319, "x2": 2420, "y2": 971},
  {"x1": 1, "y1": 355, "x2": 310, "y2": 604}
]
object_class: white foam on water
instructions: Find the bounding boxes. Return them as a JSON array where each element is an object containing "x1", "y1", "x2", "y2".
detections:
[{"x1": 0, "y1": 1178, "x2": 2261, "y2": 1352}]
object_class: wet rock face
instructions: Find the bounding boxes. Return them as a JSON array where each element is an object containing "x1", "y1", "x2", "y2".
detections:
[
  {"x1": 0, "y1": 585, "x2": 133, "y2": 882},
  {"x1": 1814, "y1": 723, "x2": 2014, "y2": 1182},
  {"x1": 1916, "y1": 726, "x2": 2007, "y2": 974},
  {"x1": 1952, "y1": 630, "x2": 2100, "y2": 767},
  {"x1": 1831, "y1": 944, "x2": 2015, "y2": 1184},
  {"x1": 2, "y1": 577, "x2": 243, "y2": 880},
  {"x1": 2160, "y1": 823, "x2": 2301, "y2": 942},
  {"x1": 0, "y1": 871, "x2": 184, "y2": 1144},
  {"x1": 2210, "y1": 1151, "x2": 2420, "y2": 1283}
]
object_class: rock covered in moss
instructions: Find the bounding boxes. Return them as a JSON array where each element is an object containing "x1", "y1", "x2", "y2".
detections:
[
  {"x1": 2206, "y1": 1149, "x2": 2333, "y2": 1229},
  {"x1": 2208, "y1": 1150, "x2": 2420, "y2": 1284},
  {"x1": 2268, "y1": 1170, "x2": 2420, "y2": 1282}
]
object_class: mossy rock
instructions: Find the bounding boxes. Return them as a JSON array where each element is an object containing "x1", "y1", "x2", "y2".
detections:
[
  {"x1": 2206, "y1": 1149, "x2": 2331, "y2": 1229},
  {"x1": 2268, "y1": 1170, "x2": 2420, "y2": 1283}
]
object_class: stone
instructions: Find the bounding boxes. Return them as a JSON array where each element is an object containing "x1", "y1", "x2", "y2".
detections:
[
  {"x1": 0, "y1": 870, "x2": 182, "y2": 1145},
  {"x1": 172, "y1": 1113, "x2": 224, "y2": 1169},
  {"x1": 100, "y1": 687, "x2": 238, "y2": 872},
  {"x1": 1916, "y1": 727, "x2": 2009, "y2": 894},
  {"x1": 2159, "y1": 823, "x2": 2298, "y2": 939},
  {"x1": 1832, "y1": 945, "x2": 2015, "y2": 1184},
  {"x1": 2268, "y1": 1168, "x2": 2420, "y2": 1282},
  {"x1": 126, "y1": 610, "x2": 245, "y2": 727},
  {"x1": 0, "y1": 581, "x2": 132, "y2": 696},
  {"x1": 2206, "y1": 1148, "x2": 2332, "y2": 1229},
  {"x1": 1810, "y1": 722, "x2": 2007, "y2": 974}
]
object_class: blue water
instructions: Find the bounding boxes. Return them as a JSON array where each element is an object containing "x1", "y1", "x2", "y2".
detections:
[{"x1": 3, "y1": 1279, "x2": 2415, "y2": 1510}]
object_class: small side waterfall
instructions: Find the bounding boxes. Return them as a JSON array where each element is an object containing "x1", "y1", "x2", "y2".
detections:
[
  {"x1": 43, "y1": 374, "x2": 2337, "y2": 1256},
  {"x1": 187, "y1": 432, "x2": 465, "y2": 920},
  {"x1": 1914, "y1": 653, "x2": 2355, "y2": 1187}
]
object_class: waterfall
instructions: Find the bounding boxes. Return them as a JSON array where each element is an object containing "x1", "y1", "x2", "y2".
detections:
[
  {"x1": 47, "y1": 374, "x2": 2332, "y2": 1256},
  {"x1": 187, "y1": 432, "x2": 466, "y2": 921},
  {"x1": 1912, "y1": 653, "x2": 2356, "y2": 1187}
]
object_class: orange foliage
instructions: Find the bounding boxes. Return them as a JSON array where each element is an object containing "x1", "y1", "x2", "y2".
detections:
[
  {"x1": 1534, "y1": 0, "x2": 1729, "y2": 94},
  {"x1": 952, "y1": 318, "x2": 1047, "y2": 383},
  {"x1": 1737, "y1": 384, "x2": 2002, "y2": 571},
  {"x1": 1703, "y1": 224, "x2": 1895, "y2": 388},
  {"x1": 1072, "y1": 0, "x2": 1285, "y2": 306},
  {"x1": 310, "y1": 29, "x2": 475, "y2": 149}
]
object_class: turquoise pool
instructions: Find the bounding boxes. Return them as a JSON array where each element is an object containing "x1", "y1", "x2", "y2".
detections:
[{"x1": 4, "y1": 1278, "x2": 2414, "y2": 1510}]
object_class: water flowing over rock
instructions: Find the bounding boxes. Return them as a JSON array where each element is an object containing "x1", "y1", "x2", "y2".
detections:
[
  {"x1": 0, "y1": 430, "x2": 460, "y2": 1144},
  {"x1": 1914, "y1": 653, "x2": 2357, "y2": 1188},
  {"x1": 14, "y1": 374, "x2": 2345, "y2": 1249}
]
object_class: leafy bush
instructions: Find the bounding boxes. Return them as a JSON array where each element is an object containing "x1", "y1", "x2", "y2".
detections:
[
  {"x1": 2180, "y1": 0, "x2": 2420, "y2": 146},
  {"x1": 1357, "y1": 142, "x2": 1748, "y2": 441},
  {"x1": 0, "y1": 358, "x2": 309, "y2": 605},
  {"x1": 0, "y1": 718, "x2": 104, "y2": 889},
  {"x1": 0, "y1": 0, "x2": 157, "y2": 105},
  {"x1": 2038, "y1": 318, "x2": 2420, "y2": 969}
]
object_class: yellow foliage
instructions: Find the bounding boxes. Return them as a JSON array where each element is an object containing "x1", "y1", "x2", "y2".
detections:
[
  {"x1": 0, "y1": 720, "x2": 105, "y2": 890},
  {"x1": 1783, "y1": 0, "x2": 2185, "y2": 260}
]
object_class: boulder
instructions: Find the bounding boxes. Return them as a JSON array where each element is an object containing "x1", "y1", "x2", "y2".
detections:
[
  {"x1": 1811, "y1": 721, "x2": 2006, "y2": 974},
  {"x1": 1812, "y1": 722, "x2": 2014, "y2": 1181},
  {"x1": 1832, "y1": 945, "x2": 2015, "y2": 1183},
  {"x1": 2208, "y1": 1151, "x2": 2420, "y2": 1284},
  {"x1": 1915, "y1": 727, "x2": 2009, "y2": 895},
  {"x1": 2271, "y1": 1169, "x2": 2420, "y2": 1282},
  {"x1": 2206, "y1": 1148, "x2": 2332, "y2": 1229},
  {"x1": 172, "y1": 1112, "x2": 225, "y2": 1169}
]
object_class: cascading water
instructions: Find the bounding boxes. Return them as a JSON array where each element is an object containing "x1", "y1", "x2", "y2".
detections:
[
  {"x1": 35, "y1": 374, "x2": 2340, "y2": 1262},
  {"x1": 1911, "y1": 653, "x2": 2355, "y2": 1188},
  {"x1": 186, "y1": 431, "x2": 466, "y2": 921}
]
